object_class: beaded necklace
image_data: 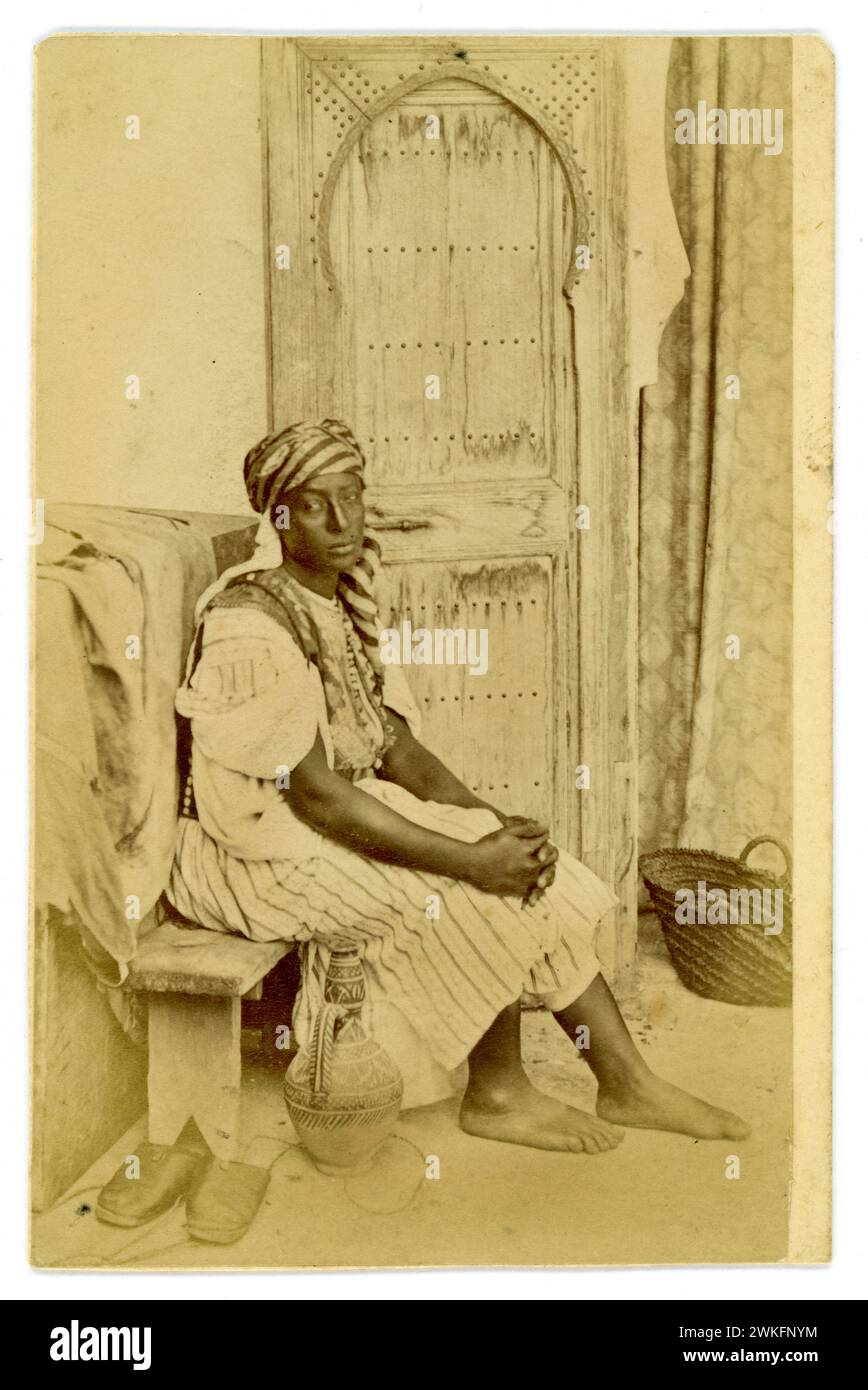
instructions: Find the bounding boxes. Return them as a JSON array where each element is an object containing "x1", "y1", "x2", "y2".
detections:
[{"x1": 339, "y1": 605, "x2": 395, "y2": 772}]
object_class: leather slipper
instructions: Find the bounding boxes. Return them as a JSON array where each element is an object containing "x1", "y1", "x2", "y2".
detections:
[
  {"x1": 96, "y1": 1142, "x2": 207, "y2": 1228},
  {"x1": 185, "y1": 1158, "x2": 270, "y2": 1245}
]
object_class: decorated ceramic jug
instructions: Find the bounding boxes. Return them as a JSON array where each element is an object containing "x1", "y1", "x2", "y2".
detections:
[{"x1": 283, "y1": 949, "x2": 404, "y2": 1175}]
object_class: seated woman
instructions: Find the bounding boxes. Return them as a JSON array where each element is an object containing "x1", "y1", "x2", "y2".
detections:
[{"x1": 168, "y1": 418, "x2": 749, "y2": 1156}]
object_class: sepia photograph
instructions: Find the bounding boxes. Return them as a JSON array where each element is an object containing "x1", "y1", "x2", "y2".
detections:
[{"x1": 29, "y1": 29, "x2": 832, "y2": 1273}]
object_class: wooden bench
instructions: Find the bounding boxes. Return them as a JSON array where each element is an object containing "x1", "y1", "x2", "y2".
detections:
[{"x1": 126, "y1": 918, "x2": 292, "y2": 1162}]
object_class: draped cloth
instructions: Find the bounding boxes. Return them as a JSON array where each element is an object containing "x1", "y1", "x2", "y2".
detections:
[
  {"x1": 35, "y1": 505, "x2": 217, "y2": 980},
  {"x1": 638, "y1": 37, "x2": 793, "y2": 869}
]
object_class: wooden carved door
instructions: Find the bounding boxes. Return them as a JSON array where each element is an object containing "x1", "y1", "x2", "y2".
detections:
[
  {"x1": 263, "y1": 38, "x2": 640, "y2": 977},
  {"x1": 335, "y1": 79, "x2": 578, "y2": 838}
]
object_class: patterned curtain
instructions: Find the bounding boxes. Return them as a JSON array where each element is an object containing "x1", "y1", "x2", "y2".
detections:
[{"x1": 638, "y1": 37, "x2": 793, "y2": 870}]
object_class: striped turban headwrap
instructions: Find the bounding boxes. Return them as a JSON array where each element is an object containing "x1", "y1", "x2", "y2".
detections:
[{"x1": 243, "y1": 419, "x2": 384, "y2": 665}]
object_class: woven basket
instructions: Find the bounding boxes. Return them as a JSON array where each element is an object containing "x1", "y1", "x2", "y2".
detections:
[{"x1": 639, "y1": 837, "x2": 792, "y2": 1007}]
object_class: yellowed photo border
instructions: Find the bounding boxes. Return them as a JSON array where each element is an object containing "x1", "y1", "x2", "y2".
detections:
[{"x1": 30, "y1": 31, "x2": 834, "y2": 1269}]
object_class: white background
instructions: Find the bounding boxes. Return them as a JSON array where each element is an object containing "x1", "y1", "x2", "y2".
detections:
[{"x1": 2, "y1": 0, "x2": 863, "y2": 1301}]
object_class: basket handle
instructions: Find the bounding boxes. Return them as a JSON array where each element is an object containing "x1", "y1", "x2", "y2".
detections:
[{"x1": 739, "y1": 836, "x2": 792, "y2": 889}]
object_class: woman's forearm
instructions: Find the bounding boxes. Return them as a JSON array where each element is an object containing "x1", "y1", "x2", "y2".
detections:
[
  {"x1": 285, "y1": 735, "x2": 553, "y2": 900},
  {"x1": 287, "y1": 769, "x2": 479, "y2": 881}
]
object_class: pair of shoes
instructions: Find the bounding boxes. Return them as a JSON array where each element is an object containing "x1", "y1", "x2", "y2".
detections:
[
  {"x1": 186, "y1": 1159, "x2": 271, "y2": 1245},
  {"x1": 96, "y1": 1141, "x2": 206, "y2": 1227},
  {"x1": 97, "y1": 1141, "x2": 270, "y2": 1245}
]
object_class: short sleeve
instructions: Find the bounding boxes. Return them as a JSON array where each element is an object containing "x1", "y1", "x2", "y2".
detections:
[
  {"x1": 176, "y1": 607, "x2": 326, "y2": 779},
  {"x1": 381, "y1": 663, "x2": 423, "y2": 739}
]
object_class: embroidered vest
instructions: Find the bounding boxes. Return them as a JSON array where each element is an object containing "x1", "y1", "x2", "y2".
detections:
[{"x1": 177, "y1": 570, "x2": 391, "y2": 818}]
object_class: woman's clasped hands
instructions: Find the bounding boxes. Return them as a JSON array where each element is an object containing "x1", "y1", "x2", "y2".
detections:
[{"x1": 470, "y1": 815, "x2": 559, "y2": 908}]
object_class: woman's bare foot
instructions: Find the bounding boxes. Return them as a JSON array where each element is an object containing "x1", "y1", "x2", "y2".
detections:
[
  {"x1": 596, "y1": 1070, "x2": 750, "y2": 1141},
  {"x1": 460, "y1": 1078, "x2": 624, "y2": 1154}
]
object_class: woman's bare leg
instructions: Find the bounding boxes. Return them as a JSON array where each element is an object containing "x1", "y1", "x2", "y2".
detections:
[
  {"x1": 459, "y1": 1001, "x2": 624, "y2": 1154},
  {"x1": 554, "y1": 974, "x2": 750, "y2": 1140}
]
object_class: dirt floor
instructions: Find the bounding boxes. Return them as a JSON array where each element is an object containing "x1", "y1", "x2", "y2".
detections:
[{"x1": 32, "y1": 915, "x2": 792, "y2": 1270}]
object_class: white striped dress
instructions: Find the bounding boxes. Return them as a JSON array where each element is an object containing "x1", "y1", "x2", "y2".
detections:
[{"x1": 167, "y1": 575, "x2": 618, "y2": 1099}]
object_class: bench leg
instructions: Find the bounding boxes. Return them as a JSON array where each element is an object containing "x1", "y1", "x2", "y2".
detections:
[{"x1": 146, "y1": 993, "x2": 241, "y2": 1162}]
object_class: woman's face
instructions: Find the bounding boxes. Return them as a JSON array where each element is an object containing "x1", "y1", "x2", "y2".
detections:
[{"x1": 275, "y1": 471, "x2": 366, "y2": 576}]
